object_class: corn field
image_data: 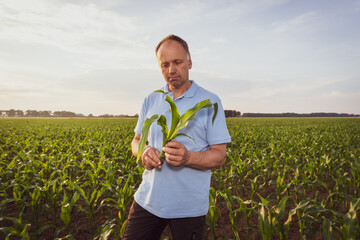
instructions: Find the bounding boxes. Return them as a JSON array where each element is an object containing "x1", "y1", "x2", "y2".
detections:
[{"x1": 0, "y1": 118, "x2": 359, "y2": 239}]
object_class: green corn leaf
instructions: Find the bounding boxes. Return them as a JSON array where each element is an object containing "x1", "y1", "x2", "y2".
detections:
[
  {"x1": 70, "y1": 192, "x2": 80, "y2": 210},
  {"x1": 1, "y1": 227, "x2": 18, "y2": 239},
  {"x1": 136, "y1": 114, "x2": 159, "y2": 162},
  {"x1": 258, "y1": 194, "x2": 269, "y2": 209},
  {"x1": 73, "y1": 184, "x2": 86, "y2": 203},
  {"x1": 31, "y1": 187, "x2": 41, "y2": 205},
  {"x1": 175, "y1": 133, "x2": 200, "y2": 147},
  {"x1": 60, "y1": 192, "x2": 70, "y2": 227},
  {"x1": 154, "y1": 90, "x2": 180, "y2": 139},
  {"x1": 322, "y1": 218, "x2": 335, "y2": 240},
  {"x1": 277, "y1": 196, "x2": 289, "y2": 218},
  {"x1": 285, "y1": 200, "x2": 311, "y2": 226},
  {"x1": 212, "y1": 102, "x2": 218, "y2": 124},
  {"x1": 96, "y1": 187, "x2": 106, "y2": 203},
  {"x1": 340, "y1": 198, "x2": 360, "y2": 240},
  {"x1": 173, "y1": 99, "x2": 217, "y2": 140},
  {"x1": 139, "y1": 91, "x2": 219, "y2": 161},
  {"x1": 157, "y1": 115, "x2": 169, "y2": 147}
]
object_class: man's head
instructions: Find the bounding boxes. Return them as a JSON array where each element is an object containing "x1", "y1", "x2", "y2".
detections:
[
  {"x1": 155, "y1": 34, "x2": 190, "y2": 60},
  {"x1": 156, "y1": 35, "x2": 192, "y2": 91}
]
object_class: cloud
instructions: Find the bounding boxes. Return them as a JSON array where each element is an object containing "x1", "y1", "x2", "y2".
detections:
[
  {"x1": 0, "y1": 0, "x2": 142, "y2": 55},
  {"x1": 139, "y1": 0, "x2": 290, "y2": 30},
  {"x1": 211, "y1": 37, "x2": 230, "y2": 44},
  {"x1": 272, "y1": 11, "x2": 318, "y2": 33},
  {"x1": 204, "y1": 0, "x2": 289, "y2": 20}
]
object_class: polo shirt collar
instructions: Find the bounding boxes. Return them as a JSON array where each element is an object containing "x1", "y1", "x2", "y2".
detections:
[{"x1": 162, "y1": 80, "x2": 197, "y2": 99}]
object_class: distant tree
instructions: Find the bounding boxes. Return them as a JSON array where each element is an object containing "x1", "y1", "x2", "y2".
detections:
[
  {"x1": 8, "y1": 109, "x2": 16, "y2": 117},
  {"x1": 25, "y1": 110, "x2": 40, "y2": 117},
  {"x1": 53, "y1": 111, "x2": 76, "y2": 117},
  {"x1": 39, "y1": 111, "x2": 51, "y2": 117},
  {"x1": 224, "y1": 110, "x2": 241, "y2": 118},
  {"x1": 98, "y1": 114, "x2": 114, "y2": 118},
  {"x1": 88, "y1": 114, "x2": 94, "y2": 117},
  {"x1": 242, "y1": 112, "x2": 360, "y2": 118},
  {"x1": 15, "y1": 110, "x2": 24, "y2": 117}
]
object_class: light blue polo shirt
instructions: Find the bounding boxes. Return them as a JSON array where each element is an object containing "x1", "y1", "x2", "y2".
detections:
[{"x1": 134, "y1": 80, "x2": 231, "y2": 218}]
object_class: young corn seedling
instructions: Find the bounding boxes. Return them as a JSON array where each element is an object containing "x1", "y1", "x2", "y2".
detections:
[
  {"x1": 206, "y1": 187, "x2": 220, "y2": 240},
  {"x1": 136, "y1": 90, "x2": 218, "y2": 162},
  {"x1": 338, "y1": 198, "x2": 360, "y2": 240}
]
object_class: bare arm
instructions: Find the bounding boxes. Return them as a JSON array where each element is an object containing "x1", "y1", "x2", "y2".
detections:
[
  {"x1": 131, "y1": 133, "x2": 162, "y2": 170},
  {"x1": 163, "y1": 141, "x2": 227, "y2": 170}
]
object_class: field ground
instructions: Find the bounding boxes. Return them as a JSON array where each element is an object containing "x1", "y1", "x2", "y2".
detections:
[{"x1": 0, "y1": 118, "x2": 359, "y2": 239}]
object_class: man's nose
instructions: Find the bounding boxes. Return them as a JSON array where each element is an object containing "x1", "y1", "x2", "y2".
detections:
[{"x1": 169, "y1": 63, "x2": 176, "y2": 74}]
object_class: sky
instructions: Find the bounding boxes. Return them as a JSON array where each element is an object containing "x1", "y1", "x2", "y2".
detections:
[{"x1": 1, "y1": 0, "x2": 359, "y2": 116}]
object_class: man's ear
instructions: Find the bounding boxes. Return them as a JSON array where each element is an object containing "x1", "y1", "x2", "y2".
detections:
[{"x1": 188, "y1": 58, "x2": 192, "y2": 69}]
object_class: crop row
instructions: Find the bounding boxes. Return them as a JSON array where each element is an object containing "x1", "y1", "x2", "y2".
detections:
[{"x1": 0, "y1": 118, "x2": 359, "y2": 239}]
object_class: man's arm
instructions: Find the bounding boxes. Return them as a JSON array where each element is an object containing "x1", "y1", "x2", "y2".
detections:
[
  {"x1": 162, "y1": 141, "x2": 227, "y2": 170},
  {"x1": 131, "y1": 133, "x2": 162, "y2": 170}
]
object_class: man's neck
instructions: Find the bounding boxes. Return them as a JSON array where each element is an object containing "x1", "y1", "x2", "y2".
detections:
[{"x1": 169, "y1": 81, "x2": 192, "y2": 99}]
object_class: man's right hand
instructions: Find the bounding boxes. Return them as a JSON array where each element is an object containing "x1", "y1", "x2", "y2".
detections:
[{"x1": 141, "y1": 146, "x2": 162, "y2": 170}]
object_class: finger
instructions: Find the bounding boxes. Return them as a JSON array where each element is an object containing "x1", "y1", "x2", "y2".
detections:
[
  {"x1": 146, "y1": 151, "x2": 162, "y2": 168},
  {"x1": 164, "y1": 151, "x2": 180, "y2": 160},
  {"x1": 165, "y1": 156, "x2": 182, "y2": 167},
  {"x1": 148, "y1": 154, "x2": 162, "y2": 168},
  {"x1": 148, "y1": 149, "x2": 161, "y2": 164},
  {"x1": 165, "y1": 141, "x2": 181, "y2": 148},
  {"x1": 144, "y1": 163, "x2": 154, "y2": 171},
  {"x1": 142, "y1": 156, "x2": 154, "y2": 170},
  {"x1": 144, "y1": 147, "x2": 162, "y2": 163},
  {"x1": 162, "y1": 146, "x2": 179, "y2": 156}
]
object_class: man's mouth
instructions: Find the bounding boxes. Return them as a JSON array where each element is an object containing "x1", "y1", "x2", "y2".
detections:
[{"x1": 169, "y1": 76, "x2": 179, "y2": 81}]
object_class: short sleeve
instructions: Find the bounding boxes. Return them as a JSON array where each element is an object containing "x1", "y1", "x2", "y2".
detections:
[
  {"x1": 134, "y1": 97, "x2": 147, "y2": 135},
  {"x1": 206, "y1": 98, "x2": 231, "y2": 145}
]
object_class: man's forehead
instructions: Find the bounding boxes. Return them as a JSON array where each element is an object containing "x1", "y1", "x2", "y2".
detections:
[{"x1": 157, "y1": 40, "x2": 187, "y2": 55}]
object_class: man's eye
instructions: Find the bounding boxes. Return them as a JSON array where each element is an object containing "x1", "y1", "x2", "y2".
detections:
[{"x1": 161, "y1": 64, "x2": 169, "y2": 68}]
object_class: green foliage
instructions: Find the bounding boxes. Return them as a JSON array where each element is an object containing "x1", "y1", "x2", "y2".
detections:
[
  {"x1": 0, "y1": 117, "x2": 359, "y2": 239},
  {"x1": 137, "y1": 90, "x2": 218, "y2": 161},
  {"x1": 0, "y1": 118, "x2": 138, "y2": 239}
]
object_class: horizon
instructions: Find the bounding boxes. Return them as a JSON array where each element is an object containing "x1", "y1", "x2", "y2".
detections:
[
  {"x1": 1, "y1": 108, "x2": 359, "y2": 117},
  {"x1": 1, "y1": 0, "x2": 359, "y2": 115}
]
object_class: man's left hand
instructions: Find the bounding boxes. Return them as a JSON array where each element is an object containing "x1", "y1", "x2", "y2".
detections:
[{"x1": 162, "y1": 141, "x2": 190, "y2": 167}]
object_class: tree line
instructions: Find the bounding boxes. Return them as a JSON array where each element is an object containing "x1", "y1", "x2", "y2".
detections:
[
  {"x1": 0, "y1": 109, "x2": 138, "y2": 118},
  {"x1": 224, "y1": 110, "x2": 360, "y2": 118},
  {"x1": 1, "y1": 109, "x2": 358, "y2": 118},
  {"x1": 241, "y1": 112, "x2": 360, "y2": 118}
]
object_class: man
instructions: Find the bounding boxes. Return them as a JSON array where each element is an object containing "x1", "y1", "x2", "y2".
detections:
[{"x1": 123, "y1": 34, "x2": 231, "y2": 240}]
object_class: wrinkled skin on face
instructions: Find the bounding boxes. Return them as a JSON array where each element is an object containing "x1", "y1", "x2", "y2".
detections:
[{"x1": 156, "y1": 40, "x2": 192, "y2": 97}]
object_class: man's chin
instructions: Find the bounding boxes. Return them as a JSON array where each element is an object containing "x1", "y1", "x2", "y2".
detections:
[{"x1": 168, "y1": 80, "x2": 180, "y2": 88}]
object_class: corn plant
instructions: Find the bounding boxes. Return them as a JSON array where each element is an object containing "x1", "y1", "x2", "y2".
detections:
[
  {"x1": 206, "y1": 187, "x2": 220, "y2": 240},
  {"x1": 220, "y1": 189, "x2": 256, "y2": 239},
  {"x1": 338, "y1": 198, "x2": 360, "y2": 240},
  {"x1": 101, "y1": 175, "x2": 135, "y2": 238},
  {"x1": 257, "y1": 195, "x2": 290, "y2": 240},
  {"x1": 73, "y1": 183, "x2": 105, "y2": 231},
  {"x1": 136, "y1": 90, "x2": 218, "y2": 161},
  {"x1": 1, "y1": 117, "x2": 359, "y2": 239},
  {"x1": 60, "y1": 190, "x2": 80, "y2": 234},
  {"x1": 220, "y1": 189, "x2": 240, "y2": 239},
  {"x1": 29, "y1": 185, "x2": 42, "y2": 231},
  {"x1": 0, "y1": 214, "x2": 30, "y2": 240}
]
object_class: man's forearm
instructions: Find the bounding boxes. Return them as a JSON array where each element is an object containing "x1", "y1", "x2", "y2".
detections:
[
  {"x1": 185, "y1": 144, "x2": 226, "y2": 170},
  {"x1": 131, "y1": 135, "x2": 141, "y2": 158}
]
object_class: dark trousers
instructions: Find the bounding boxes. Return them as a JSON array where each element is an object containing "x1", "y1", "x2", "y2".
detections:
[{"x1": 123, "y1": 200, "x2": 205, "y2": 240}]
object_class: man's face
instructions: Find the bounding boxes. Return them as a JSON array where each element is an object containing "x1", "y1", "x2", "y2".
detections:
[{"x1": 156, "y1": 40, "x2": 192, "y2": 90}]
